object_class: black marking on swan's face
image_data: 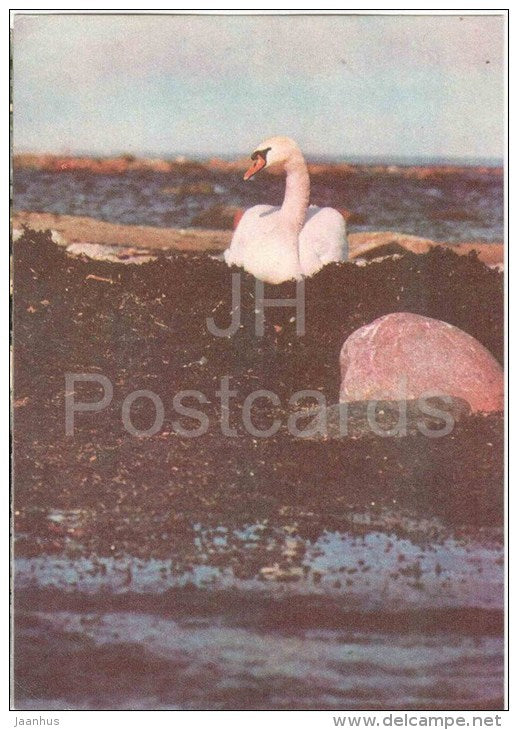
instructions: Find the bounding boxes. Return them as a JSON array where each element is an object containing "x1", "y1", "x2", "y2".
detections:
[
  {"x1": 251, "y1": 147, "x2": 272, "y2": 163},
  {"x1": 244, "y1": 147, "x2": 272, "y2": 181}
]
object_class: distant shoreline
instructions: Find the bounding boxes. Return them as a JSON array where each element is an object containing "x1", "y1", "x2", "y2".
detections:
[
  {"x1": 13, "y1": 150, "x2": 504, "y2": 168},
  {"x1": 12, "y1": 153, "x2": 503, "y2": 179}
]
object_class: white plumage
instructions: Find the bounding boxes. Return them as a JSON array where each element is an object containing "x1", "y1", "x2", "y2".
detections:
[{"x1": 223, "y1": 137, "x2": 348, "y2": 284}]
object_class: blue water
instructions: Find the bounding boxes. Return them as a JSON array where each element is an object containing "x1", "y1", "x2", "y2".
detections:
[
  {"x1": 14, "y1": 524, "x2": 503, "y2": 709},
  {"x1": 13, "y1": 163, "x2": 503, "y2": 242}
]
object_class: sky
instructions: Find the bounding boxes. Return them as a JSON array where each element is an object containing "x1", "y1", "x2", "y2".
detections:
[{"x1": 12, "y1": 13, "x2": 505, "y2": 160}]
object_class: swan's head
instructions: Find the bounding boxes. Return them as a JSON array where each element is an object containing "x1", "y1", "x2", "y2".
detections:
[{"x1": 243, "y1": 136, "x2": 301, "y2": 180}]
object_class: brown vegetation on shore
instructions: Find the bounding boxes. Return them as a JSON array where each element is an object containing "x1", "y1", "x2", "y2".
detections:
[{"x1": 13, "y1": 152, "x2": 503, "y2": 180}]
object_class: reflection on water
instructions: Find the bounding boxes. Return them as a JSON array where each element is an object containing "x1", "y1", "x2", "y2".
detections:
[
  {"x1": 13, "y1": 526, "x2": 504, "y2": 709},
  {"x1": 15, "y1": 609, "x2": 503, "y2": 710},
  {"x1": 15, "y1": 526, "x2": 503, "y2": 609}
]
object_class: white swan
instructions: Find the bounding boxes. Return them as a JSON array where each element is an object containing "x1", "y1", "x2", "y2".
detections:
[{"x1": 223, "y1": 136, "x2": 348, "y2": 284}]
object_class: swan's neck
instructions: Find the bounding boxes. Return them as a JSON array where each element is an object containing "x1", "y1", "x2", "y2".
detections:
[{"x1": 280, "y1": 155, "x2": 310, "y2": 232}]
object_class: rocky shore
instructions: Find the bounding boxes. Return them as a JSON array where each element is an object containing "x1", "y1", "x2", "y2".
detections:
[
  {"x1": 14, "y1": 152, "x2": 503, "y2": 244},
  {"x1": 14, "y1": 152, "x2": 503, "y2": 181}
]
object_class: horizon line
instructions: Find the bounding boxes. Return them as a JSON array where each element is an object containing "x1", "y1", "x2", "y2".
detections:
[{"x1": 13, "y1": 148, "x2": 504, "y2": 168}]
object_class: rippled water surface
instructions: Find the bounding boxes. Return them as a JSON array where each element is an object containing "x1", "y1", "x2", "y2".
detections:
[
  {"x1": 14, "y1": 526, "x2": 504, "y2": 709},
  {"x1": 16, "y1": 607, "x2": 503, "y2": 710},
  {"x1": 13, "y1": 165, "x2": 503, "y2": 242}
]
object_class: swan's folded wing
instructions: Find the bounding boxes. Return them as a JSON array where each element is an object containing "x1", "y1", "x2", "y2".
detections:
[
  {"x1": 224, "y1": 205, "x2": 278, "y2": 268},
  {"x1": 299, "y1": 207, "x2": 348, "y2": 275}
]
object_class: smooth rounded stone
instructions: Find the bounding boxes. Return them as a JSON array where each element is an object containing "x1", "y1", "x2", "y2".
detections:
[
  {"x1": 294, "y1": 396, "x2": 471, "y2": 441},
  {"x1": 339, "y1": 313, "x2": 503, "y2": 413}
]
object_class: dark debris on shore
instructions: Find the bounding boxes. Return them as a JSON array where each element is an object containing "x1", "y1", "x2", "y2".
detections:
[{"x1": 12, "y1": 230, "x2": 504, "y2": 560}]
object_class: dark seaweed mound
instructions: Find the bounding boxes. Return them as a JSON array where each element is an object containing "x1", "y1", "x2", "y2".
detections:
[{"x1": 13, "y1": 230, "x2": 503, "y2": 559}]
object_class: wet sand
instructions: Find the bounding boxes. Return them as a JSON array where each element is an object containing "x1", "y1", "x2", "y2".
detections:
[{"x1": 12, "y1": 227, "x2": 504, "y2": 709}]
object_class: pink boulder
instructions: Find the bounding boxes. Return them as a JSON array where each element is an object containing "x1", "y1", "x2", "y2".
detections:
[{"x1": 339, "y1": 313, "x2": 503, "y2": 413}]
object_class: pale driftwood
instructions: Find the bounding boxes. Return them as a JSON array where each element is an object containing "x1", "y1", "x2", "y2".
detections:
[{"x1": 12, "y1": 209, "x2": 503, "y2": 266}]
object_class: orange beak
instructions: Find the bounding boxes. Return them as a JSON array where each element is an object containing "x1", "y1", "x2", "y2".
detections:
[{"x1": 243, "y1": 156, "x2": 266, "y2": 181}]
